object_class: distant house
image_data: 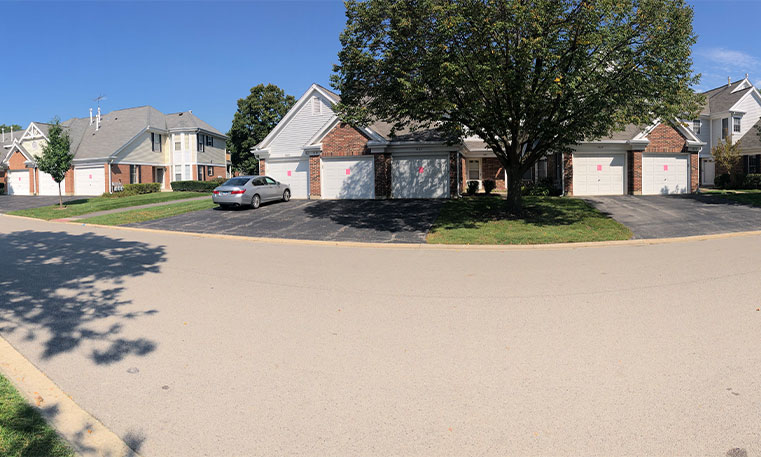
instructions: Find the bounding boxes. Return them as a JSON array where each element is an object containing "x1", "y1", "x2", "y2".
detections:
[
  {"x1": 1, "y1": 106, "x2": 230, "y2": 196},
  {"x1": 253, "y1": 82, "x2": 717, "y2": 199}
]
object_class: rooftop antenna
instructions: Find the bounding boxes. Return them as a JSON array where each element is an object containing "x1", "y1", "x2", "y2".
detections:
[{"x1": 93, "y1": 94, "x2": 106, "y2": 131}]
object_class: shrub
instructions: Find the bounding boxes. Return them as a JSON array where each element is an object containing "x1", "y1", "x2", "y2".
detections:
[
  {"x1": 743, "y1": 173, "x2": 761, "y2": 189},
  {"x1": 731, "y1": 173, "x2": 746, "y2": 189},
  {"x1": 103, "y1": 182, "x2": 161, "y2": 198},
  {"x1": 466, "y1": 180, "x2": 479, "y2": 195},
  {"x1": 521, "y1": 178, "x2": 555, "y2": 196},
  {"x1": 714, "y1": 173, "x2": 730, "y2": 189},
  {"x1": 482, "y1": 179, "x2": 496, "y2": 194},
  {"x1": 171, "y1": 179, "x2": 224, "y2": 192}
]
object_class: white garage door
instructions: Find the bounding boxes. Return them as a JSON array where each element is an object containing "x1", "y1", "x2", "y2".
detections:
[
  {"x1": 392, "y1": 153, "x2": 450, "y2": 199},
  {"x1": 266, "y1": 158, "x2": 309, "y2": 199},
  {"x1": 321, "y1": 157, "x2": 375, "y2": 199},
  {"x1": 642, "y1": 154, "x2": 689, "y2": 195},
  {"x1": 74, "y1": 166, "x2": 106, "y2": 195},
  {"x1": 38, "y1": 171, "x2": 66, "y2": 196},
  {"x1": 572, "y1": 153, "x2": 625, "y2": 196},
  {"x1": 7, "y1": 170, "x2": 30, "y2": 195}
]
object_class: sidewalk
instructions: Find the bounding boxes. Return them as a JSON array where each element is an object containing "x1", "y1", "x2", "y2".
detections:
[{"x1": 62, "y1": 196, "x2": 210, "y2": 221}]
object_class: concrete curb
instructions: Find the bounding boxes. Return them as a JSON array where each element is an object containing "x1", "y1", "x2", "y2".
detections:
[
  {"x1": 0, "y1": 336, "x2": 141, "y2": 457},
  {"x1": 4, "y1": 212, "x2": 761, "y2": 251}
]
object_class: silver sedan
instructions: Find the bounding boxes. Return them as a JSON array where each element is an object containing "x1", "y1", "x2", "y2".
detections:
[{"x1": 212, "y1": 175, "x2": 291, "y2": 209}]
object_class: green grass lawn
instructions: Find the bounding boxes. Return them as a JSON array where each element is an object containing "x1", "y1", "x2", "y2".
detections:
[
  {"x1": 700, "y1": 188, "x2": 761, "y2": 207},
  {"x1": 9, "y1": 192, "x2": 210, "y2": 220},
  {"x1": 0, "y1": 374, "x2": 74, "y2": 457},
  {"x1": 79, "y1": 199, "x2": 217, "y2": 226},
  {"x1": 427, "y1": 195, "x2": 632, "y2": 245}
]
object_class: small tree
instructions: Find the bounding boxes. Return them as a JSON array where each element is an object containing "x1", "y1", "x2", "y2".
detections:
[
  {"x1": 227, "y1": 84, "x2": 296, "y2": 175},
  {"x1": 34, "y1": 118, "x2": 72, "y2": 207},
  {"x1": 712, "y1": 137, "x2": 742, "y2": 187}
]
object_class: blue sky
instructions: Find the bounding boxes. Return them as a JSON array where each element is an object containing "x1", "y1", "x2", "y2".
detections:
[{"x1": 1, "y1": 0, "x2": 759, "y2": 133}]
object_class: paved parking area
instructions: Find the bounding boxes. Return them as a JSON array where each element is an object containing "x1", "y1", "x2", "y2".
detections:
[
  {"x1": 585, "y1": 194, "x2": 761, "y2": 239},
  {"x1": 129, "y1": 199, "x2": 445, "y2": 243},
  {"x1": 0, "y1": 195, "x2": 83, "y2": 213}
]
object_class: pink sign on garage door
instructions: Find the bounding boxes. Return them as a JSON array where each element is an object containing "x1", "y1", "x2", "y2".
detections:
[
  {"x1": 418, "y1": 167, "x2": 424, "y2": 173},
  {"x1": 287, "y1": 170, "x2": 292, "y2": 177},
  {"x1": 597, "y1": 164, "x2": 602, "y2": 171},
  {"x1": 345, "y1": 168, "x2": 351, "y2": 175},
  {"x1": 663, "y1": 165, "x2": 668, "y2": 171}
]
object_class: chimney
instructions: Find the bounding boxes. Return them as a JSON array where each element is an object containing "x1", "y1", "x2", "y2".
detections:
[
  {"x1": 2, "y1": 128, "x2": 4, "y2": 142},
  {"x1": 728, "y1": 76, "x2": 732, "y2": 86},
  {"x1": 89, "y1": 108, "x2": 93, "y2": 125},
  {"x1": 96, "y1": 107, "x2": 101, "y2": 131}
]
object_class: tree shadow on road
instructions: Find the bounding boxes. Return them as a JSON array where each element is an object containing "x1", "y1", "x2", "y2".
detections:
[{"x1": 0, "y1": 230, "x2": 165, "y2": 365}]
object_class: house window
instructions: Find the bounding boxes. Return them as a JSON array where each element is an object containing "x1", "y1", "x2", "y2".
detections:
[
  {"x1": 537, "y1": 158, "x2": 547, "y2": 179},
  {"x1": 197, "y1": 165, "x2": 204, "y2": 181},
  {"x1": 130, "y1": 165, "x2": 141, "y2": 184},
  {"x1": 151, "y1": 133, "x2": 162, "y2": 152},
  {"x1": 467, "y1": 160, "x2": 480, "y2": 180},
  {"x1": 722, "y1": 118, "x2": 729, "y2": 139},
  {"x1": 733, "y1": 116, "x2": 742, "y2": 133},
  {"x1": 184, "y1": 134, "x2": 189, "y2": 150},
  {"x1": 206, "y1": 135, "x2": 213, "y2": 146},
  {"x1": 311, "y1": 97, "x2": 322, "y2": 115},
  {"x1": 197, "y1": 134, "x2": 205, "y2": 152},
  {"x1": 692, "y1": 120, "x2": 701, "y2": 135},
  {"x1": 208, "y1": 166, "x2": 214, "y2": 176},
  {"x1": 175, "y1": 141, "x2": 181, "y2": 151},
  {"x1": 749, "y1": 155, "x2": 761, "y2": 174},
  {"x1": 185, "y1": 164, "x2": 190, "y2": 180},
  {"x1": 174, "y1": 165, "x2": 182, "y2": 181}
]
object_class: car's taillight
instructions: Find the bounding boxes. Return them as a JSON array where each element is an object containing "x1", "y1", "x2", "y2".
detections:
[
  {"x1": 230, "y1": 189, "x2": 246, "y2": 195},
  {"x1": 213, "y1": 190, "x2": 219, "y2": 195}
]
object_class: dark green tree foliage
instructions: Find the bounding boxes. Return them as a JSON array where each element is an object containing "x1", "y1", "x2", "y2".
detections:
[
  {"x1": 0, "y1": 124, "x2": 23, "y2": 133},
  {"x1": 332, "y1": 0, "x2": 703, "y2": 209},
  {"x1": 227, "y1": 84, "x2": 296, "y2": 174},
  {"x1": 34, "y1": 118, "x2": 72, "y2": 207}
]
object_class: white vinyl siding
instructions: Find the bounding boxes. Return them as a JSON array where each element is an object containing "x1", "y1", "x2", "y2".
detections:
[
  {"x1": 197, "y1": 134, "x2": 226, "y2": 167},
  {"x1": 268, "y1": 94, "x2": 335, "y2": 159},
  {"x1": 729, "y1": 90, "x2": 761, "y2": 143}
]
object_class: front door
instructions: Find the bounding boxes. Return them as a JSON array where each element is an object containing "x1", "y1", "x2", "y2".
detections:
[
  {"x1": 155, "y1": 168, "x2": 165, "y2": 187},
  {"x1": 701, "y1": 159, "x2": 715, "y2": 186}
]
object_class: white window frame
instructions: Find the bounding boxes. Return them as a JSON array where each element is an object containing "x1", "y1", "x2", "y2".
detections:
[
  {"x1": 311, "y1": 97, "x2": 322, "y2": 115},
  {"x1": 467, "y1": 159, "x2": 481, "y2": 181},
  {"x1": 733, "y1": 116, "x2": 742, "y2": 133},
  {"x1": 722, "y1": 118, "x2": 729, "y2": 139},
  {"x1": 692, "y1": 120, "x2": 701, "y2": 135}
]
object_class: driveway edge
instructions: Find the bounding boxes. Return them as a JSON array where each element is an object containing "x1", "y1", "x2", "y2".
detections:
[
  {"x1": 0, "y1": 335, "x2": 142, "y2": 457},
  {"x1": 4, "y1": 212, "x2": 761, "y2": 250}
]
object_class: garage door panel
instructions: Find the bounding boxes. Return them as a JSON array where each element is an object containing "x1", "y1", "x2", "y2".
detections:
[
  {"x1": 8, "y1": 170, "x2": 30, "y2": 196},
  {"x1": 392, "y1": 154, "x2": 449, "y2": 199},
  {"x1": 74, "y1": 166, "x2": 106, "y2": 196},
  {"x1": 267, "y1": 159, "x2": 309, "y2": 199},
  {"x1": 38, "y1": 171, "x2": 65, "y2": 196},
  {"x1": 642, "y1": 154, "x2": 688, "y2": 195},
  {"x1": 322, "y1": 157, "x2": 375, "y2": 199},
  {"x1": 572, "y1": 153, "x2": 625, "y2": 196}
]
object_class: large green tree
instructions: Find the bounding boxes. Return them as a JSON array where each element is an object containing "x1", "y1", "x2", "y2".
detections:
[
  {"x1": 34, "y1": 118, "x2": 72, "y2": 208},
  {"x1": 227, "y1": 84, "x2": 296, "y2": 174},
  {"x1": 0, "y1": 123, "x2": 23, "y2": 133},
  {"x1": 332, "y1": 0, "x2": 702, "y2": 210}
]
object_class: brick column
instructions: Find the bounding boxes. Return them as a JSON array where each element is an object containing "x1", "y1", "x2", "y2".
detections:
[
  {"x1": 258, "y1": 158, "x2": 265, "y2": 175},
  {"x1": 449, "y1": 152, "x2": 460, "y2": 198},
  {"x1": 631, "y1": 150, "x2": 642, "y2": 195},
  {"x1": 563, "y1": 152, "x2": 573, "y2": 196},
  {"x1": 374, "y1": 153, "x2": 390, "y2": 198},
  {"x1": 690, "y1": 153, "x2": 699, "y2": 192},
  {"x1": 309, "y1": 155, "x2": 321, "y2": 197}
]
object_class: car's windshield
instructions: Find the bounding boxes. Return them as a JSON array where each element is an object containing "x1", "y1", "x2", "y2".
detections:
[{"x1": 222, "y1": 178, "x2": 250, "y2": 187}]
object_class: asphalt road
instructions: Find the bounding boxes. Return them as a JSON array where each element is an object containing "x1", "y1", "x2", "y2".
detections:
[
  {"x1": 1, "y1": 215, "x2": 760, "y2": 457},
  {"x1": 585, "y1": 194, "x2": 761, "y2": 238},
  {"x1": 0, "y1": 195, "x2": 84, "y2": 212}
]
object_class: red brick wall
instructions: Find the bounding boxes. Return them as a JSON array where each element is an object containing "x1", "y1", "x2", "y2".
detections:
[
  {"x1": 481, "y1": 157, "x2": 506, "y2": 190},
  {"x1": 690, "y1": 154, "x2": 699, "y2": 192},
  {"x1": 563, "y1": 153, "x2": 573, "y2": 196},
  {"x1": 628, "y1": 150, "x2": 643, "y2": 195},
  {"x1": 111, "y1": 164, "x2": 129, "y2": 187},
  {"x1": 309, "y1": 155, "x2": 321, "y2": 197},
  {"x1": 9, "y1": 150, "x2": 26, "y2": 169},
  {"x1": 322, "y1": 123, "x2": 370, "y2": 157},
  {"x1": 192, "y1": 165, "x2": 199, "y2": 182},
  {"x1": 449, "y1": 152, "x2": 459, "y2": 197},
  {"x1": 644, "y1": 124, "x2": 688, "y2": 153},
  {"x1": 374, "y1": 153, "x2": 390, "y2": 198},
  {"x1": 259, "y1": 158, "x2": 265, "y2": 175},
  {"x1": 65, "y1": 169, "x2": 74, "y2": 194},
  {"x1": 460, "y1": 156, "x2": 467, "y2": 193},
  {"x1": 0, "y1": 170, "x2": 4, "y2": 193}
]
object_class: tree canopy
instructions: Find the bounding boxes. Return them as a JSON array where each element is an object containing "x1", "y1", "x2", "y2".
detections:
[
  {"x1": 0, "y1": 123, "x2": 23, "y2": 133},
  {"x1": 34, "y1": 118, "x2": 72, "y2": 207},
  {"x1": 227, "y1": 84, "x2": 296, "y2": 174},
  {"x1": 332, "y1": 0, "x2": 702, "y2": 209}
]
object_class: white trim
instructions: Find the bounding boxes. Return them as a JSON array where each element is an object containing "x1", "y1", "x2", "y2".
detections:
[
  {"x1": 21, "y1": 123, "x2": 49, "y2": 141},
  {"x1": 728, "y1": 86, "x2": 761, "y2": 114}
]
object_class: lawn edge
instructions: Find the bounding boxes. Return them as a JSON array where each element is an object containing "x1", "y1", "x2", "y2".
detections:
[
  {"x1": 77, "y1": 199, "x2": 216, "y2": 226},
  {"x1": 0, "y1": 335, "x2": 141, "y2": 457},
  {"x1": 5, "y1": 212, "x2": 761, "y2": 250}
]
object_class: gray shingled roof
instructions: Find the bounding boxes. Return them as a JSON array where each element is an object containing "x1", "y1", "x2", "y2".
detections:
[
  {"x1": 737, "y1": 119, "x2": 761, "y2": 151},
  {"x1": 700, "y1": 80, "x2": 752, "y2": 115},
  {"x1": 314, "y1": 83, "x2": 341, "y2": 102},
  {"x1": 1, "y1": 129, "x2": 23, "y2": 147},
  {"x1": 598, "y1": 124, "x2": 647, "y2": 141},
  {"x1": 166, "y1": 111, "x2": 224, "y2": 136}
]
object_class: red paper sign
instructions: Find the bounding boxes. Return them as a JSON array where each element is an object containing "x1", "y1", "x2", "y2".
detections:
[
  {"x1": 287, "y1": 170, "x2": 292, "y2": 177},
  {"x1": 597, "y1": 165, "x2": 602, "y2": 171},
  {"x1": 89, "y1": 174, "x2": 92, "y2": 179},
  {"x1": 663, "y1": 164, "x2": 669, "y2": 171},
  {"x1": 345, "y1": 168, "x2": 351, "y2": 175},
  {"x1": 418, "y1": 167, "x2": 425, "y2": 174}
]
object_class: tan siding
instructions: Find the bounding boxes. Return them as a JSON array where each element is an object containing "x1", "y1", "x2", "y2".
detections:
[
  {"x1": 114, "y1": 132, "x2": 163, "y2": 164},
  {"x1": 197, "y1": 134, "x2": 227, "y2": 167}
]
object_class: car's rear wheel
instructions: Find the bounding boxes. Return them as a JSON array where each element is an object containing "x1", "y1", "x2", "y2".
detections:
[
  {"x1": 282, "y1": 189, "x2": 291, "y2": 202},
  {"x1": 251, "y1": 194, "x2": 261, "y2": 209}
]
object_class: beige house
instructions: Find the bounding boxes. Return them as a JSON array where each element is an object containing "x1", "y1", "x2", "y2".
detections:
[{"x1": 1, "y1": 106, "x2": 230, "y2": 196}]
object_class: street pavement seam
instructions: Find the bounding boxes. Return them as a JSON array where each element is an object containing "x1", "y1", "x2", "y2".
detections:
[{"x1": 0, "y1": 335, "x2": 142, "y2": 457}]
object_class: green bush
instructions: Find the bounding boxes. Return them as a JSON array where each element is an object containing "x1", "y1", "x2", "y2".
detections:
[
  {"x1": 171, "y1": 179, "x2": 224, "y2": 192},
  {"x1": 482, "y1": 179, "x2": 496, "y2": 194},
  {"x1": 714, "y1": 173, "x2": 730, "y2": 189},
  {"x1": 103, "y1": 182, "x2": 161, "y2": 198},
  {"x1": 521, "y1": 178, "x2": 556, "y2": 196},
  {"x1": 743, "y1": 174, "x2": 761, "y2": 189},
  {"x1": 466, "y1": 180, "x2": 479, "y2": 195}
]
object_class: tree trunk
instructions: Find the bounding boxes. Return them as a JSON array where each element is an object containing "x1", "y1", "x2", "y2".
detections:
[
  {"x1": 506, "y1": 167, "x2": 523, "y2": 213},
  {"x1": 58, "y1": 182, "x2": 63, "y2": 208}
]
